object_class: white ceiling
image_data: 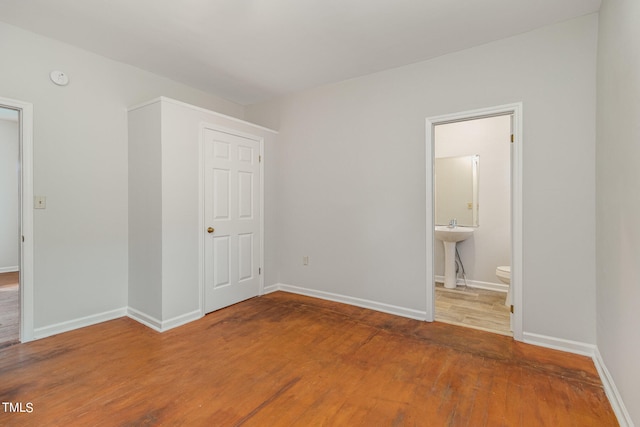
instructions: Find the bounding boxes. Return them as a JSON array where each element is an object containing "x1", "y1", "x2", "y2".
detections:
[{"x1": 0, "y1": 0, "x2": 601, "y2": 105}]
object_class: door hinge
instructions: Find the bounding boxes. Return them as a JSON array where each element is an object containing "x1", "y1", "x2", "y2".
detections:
[
  {"x1": 259, "y1": 267, "x2": 262, "y2": 275},
  {"x1": 510, "y1": 134, "x2": 514, "y2": 143},
  {"x1": 510, "y1": 305, "x2": 514, "y2": 314},
  {"x1": 22, "y1": 235, "x2": 24, "y2": 242},
  {"x1": 259, "y1": 155, "x2": 262, "y2": 162}
]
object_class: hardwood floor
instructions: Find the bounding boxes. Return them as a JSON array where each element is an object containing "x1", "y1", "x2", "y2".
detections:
[
  {"x1": 0, "y1": 292, "x2": 616, "y2": 426},
  {"x1": 0, "y1": 272, "x2": 19, "y2": 347},
  {"x1": 435, "y1": 282, "x2": 511, "y2": 336}
]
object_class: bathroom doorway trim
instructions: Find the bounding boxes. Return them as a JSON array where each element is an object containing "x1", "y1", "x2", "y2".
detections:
[
  {"x1": 0, "y1": 95, "x2": 35, "y2": 342},
  {"x1": 425, "y1": 102, "x2": 523, "y2": 341}
]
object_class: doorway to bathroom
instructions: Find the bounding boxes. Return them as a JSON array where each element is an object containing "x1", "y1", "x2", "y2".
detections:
[{"x1": 426, "y1": 103, "x2": 523, "y2": 340}]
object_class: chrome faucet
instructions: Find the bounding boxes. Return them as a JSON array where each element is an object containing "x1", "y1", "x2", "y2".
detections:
[{"x1": 448, "y1": 218, "x2": 457, "y2": 228}]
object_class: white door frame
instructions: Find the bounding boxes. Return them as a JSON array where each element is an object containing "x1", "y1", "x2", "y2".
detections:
[
  {"x1": 198, "y1": 122, "x2": 265, "y2": 316},
  {"x1": 0, "y1": 96, "x2": 34, "y2": 342},
  {"x1": 425, "y1": 103, "x2": 523, "y2": 341}
]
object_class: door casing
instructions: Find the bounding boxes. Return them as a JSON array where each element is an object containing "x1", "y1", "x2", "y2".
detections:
[
  {"x1": 0, "y1": 96, "x2": 34, "y2": 342},
  {"x1": 425, "y1": 103, "x2": 523, "y2": 341}
]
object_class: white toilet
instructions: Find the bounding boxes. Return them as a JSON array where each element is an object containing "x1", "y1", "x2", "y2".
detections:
[{"x1": 495, "y1": 266, "x2": 511, "y2": 307}]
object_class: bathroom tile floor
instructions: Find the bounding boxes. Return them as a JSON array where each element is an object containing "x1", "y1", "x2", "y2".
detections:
[{"x1": 435, "y1": 282, "x2": 511, "y2": 336}]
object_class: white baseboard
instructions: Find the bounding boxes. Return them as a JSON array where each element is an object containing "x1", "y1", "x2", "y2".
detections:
[
  {"x1": 159, "y1": 309, "x2": 202, "y2": 331},
  {"x1": 0, "y1": 266, "x2": 19, "y2": 273},
  {"x1": 593, "y1": 348, "x2": 634, "y2": 427},
  {"x1": 33, "y1": 305, "x2": 203, "y2": 339},
  {"x1": 263, "y1": 284, "x2": 280, "y2": 294},
  {"x1": 127, "y1": 307, "x2": 202, "y2": 332},
  {"x1": 434, "y1": 275, "x2": 508, "y2": 293},
  {"x1": 34, "y1": 307, "x2": 128, "y2": 340},
  {"x1": 522, "y1": 332, "x2": 596, "y2": 357},
  {"x1": 127, "y1": 307, "x2": 162, "y2": 331},
  {"x1": 269, "y1": 283, "x2": 427, "y2": 321}
]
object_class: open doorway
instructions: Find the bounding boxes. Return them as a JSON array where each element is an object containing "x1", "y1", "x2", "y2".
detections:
[
  {"x1": 0, "y1": 106, "x2": 20, "y2": 346},
  {"x1": 426, "y1": 103, "x2": 523, "y2": 340},
  {"x1": 433, "y1": 115, "x2": 511, "y2": 335},
  {"x1": 0, "y1": 96, "x2": 34, "y2": 344}
]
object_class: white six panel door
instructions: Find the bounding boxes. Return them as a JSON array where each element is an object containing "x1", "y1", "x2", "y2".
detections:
[{"x1": 204, "y1": 128, "x2": 261, "y2": 313}]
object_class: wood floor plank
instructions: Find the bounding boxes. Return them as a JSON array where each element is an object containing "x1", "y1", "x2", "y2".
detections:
[
  {"x1": 0, "y1": 292, "x2": 617, "y2": 426},
  {"x1": 465, "y1": 356, "x2": 497, "y2": 426},
  {"x1": 0, "y1": 272, "x2": 19, "y2": 347}
]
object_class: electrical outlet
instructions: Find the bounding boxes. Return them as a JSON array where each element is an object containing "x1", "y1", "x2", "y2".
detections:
[{"x1": 303, "y1": 256, "x2": 309, "y2": 266}]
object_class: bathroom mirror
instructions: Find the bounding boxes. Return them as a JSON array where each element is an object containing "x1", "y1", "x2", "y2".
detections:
[{"x1": 435, "y1": 154, "x2": 479, "y2": 227}]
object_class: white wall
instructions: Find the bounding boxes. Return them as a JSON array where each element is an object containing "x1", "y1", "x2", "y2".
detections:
[
  {"x1": 0, "y1": 116, "x2": 19, "y2": 272},
  {"x1": 596, "y1": 0, "x2": 640, "y2": 423},
  {"x1": 0, "y1": 22, "x2": 243, "y2": 331},
  {"x1": 434, "y1": 116, "x2": 511, "y2": 285},
  {"x1": 247, "y1": 14, "x2": 598, "y2": 343}
]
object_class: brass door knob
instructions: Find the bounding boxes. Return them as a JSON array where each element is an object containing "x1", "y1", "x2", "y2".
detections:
[{"x1": 207, "y1": 227, "x2": 215, "y2": 233}]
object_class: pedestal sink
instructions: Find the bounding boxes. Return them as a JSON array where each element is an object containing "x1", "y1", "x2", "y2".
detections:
[{"x1": 435, "y1": 226, "x2": 475, "y2": 289}]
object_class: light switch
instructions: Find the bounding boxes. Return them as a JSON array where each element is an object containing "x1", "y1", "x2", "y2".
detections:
[{"x1": 34, "y1": 196, "x2": 46, "y2": 209}]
